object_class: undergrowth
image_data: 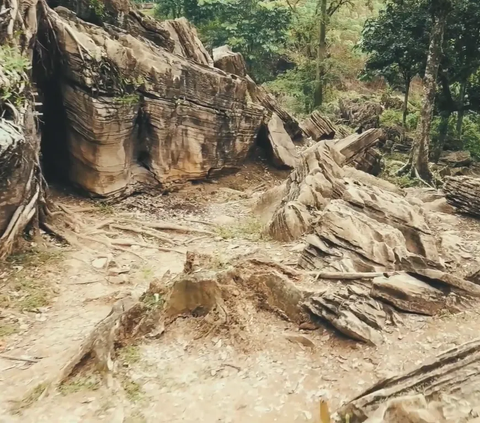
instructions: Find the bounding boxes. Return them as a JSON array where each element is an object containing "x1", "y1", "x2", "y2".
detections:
[
  {"x1": 216, "y1": 217, "x2": 270, "y2": 241},
  {"x1": 0, "y1": 248, "x2": 63, "y2": 311},
  {"x1": 59, "y1": 374, "x2": 101, "y2": 395},
  {"x1": 0, "y1": 45, "x2": 31, "y2": 109},
  {"x1": 11, "y1": 383, "x2": 48, "y2": 414}
]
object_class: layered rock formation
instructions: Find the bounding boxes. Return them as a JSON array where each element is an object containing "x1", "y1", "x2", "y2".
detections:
[
  {"x1": 444, "y1": 175, "x2": 480, "y2": 218},
  {"x1": 43, "y1": 9, "x2": 268, "y2": 196},
  {"x1": 258, "y1": 137, "x2": 480, "y2": 344}
]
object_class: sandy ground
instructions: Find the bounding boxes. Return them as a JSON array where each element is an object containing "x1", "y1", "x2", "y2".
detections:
[{"x1": 1, "y1": 162, "x2": 480, "y2": 423}]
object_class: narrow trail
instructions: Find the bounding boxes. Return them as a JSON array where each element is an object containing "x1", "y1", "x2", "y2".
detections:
[{"x1": 1, "y1": 163, "x2": 480, "y2": 423}]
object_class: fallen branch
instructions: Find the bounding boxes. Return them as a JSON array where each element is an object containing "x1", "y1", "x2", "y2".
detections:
[
  {"x1": 133, "y1": 221, "x2": 215, "y2": 236},
  {"x1": 110, "y1": 224, "x2": 176, "y2": 246},
  {"x1": 0, "y1": 354, "x2": 40, "y2": 364},
  {"x1": 110, "y1": 239, "x2": 184, "y2": 254},
  {"x1": 307, "y1": 271, "x2": 396, "y2": 280}
]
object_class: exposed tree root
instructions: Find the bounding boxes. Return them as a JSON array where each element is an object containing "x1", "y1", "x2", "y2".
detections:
[{"x1": 110, "y1": 224, "x2": 176, "y2": 246}]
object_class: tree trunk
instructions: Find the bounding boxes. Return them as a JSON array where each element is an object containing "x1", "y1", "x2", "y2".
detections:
[
  {"x1": 313, "y1": 0, "x2": 327, "y2": 108},
  {"x1": 432, "y1": 110, "x2": 451, "y2": 163},
  {"x1": 400, "y1": 7, "x2": 448, "y2": 184},
  {"x1": 0, "y1": 0, "x2": 46, "y2": 259},
  {"x1": 401, "y1": 77, "x2": 411, "y2": 139},
  {"x1": 456, "y1": 79, "x2": 467, "y2": 139}
]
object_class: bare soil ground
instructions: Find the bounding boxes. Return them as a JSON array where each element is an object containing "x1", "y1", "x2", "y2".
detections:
[{"x1": 1, "y1": 161, "x2": 480, "y2": 423}]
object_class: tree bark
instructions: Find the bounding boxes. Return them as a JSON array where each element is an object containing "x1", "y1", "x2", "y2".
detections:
[
  {"x1": 432, "y1": 110, "x2": 451, "y2": 163},
  {"x1": 402, "y1": 77, "x2": 411, "y2": 139},
  {"x1": 313, "y1": 0, "x2": 327, "y2": 107},
  {"x1": 0, "y1": 0, "x2": 46, "y2": 258},
  {"x1": 400, "y1": 7, "x2": 448, "y2": 184},
  {"x1": 456, "y1": 79, "x2": 467, "y2": 139},
  {"x1": 402, "y1": 78, "x2": 410, "y2": 130}
]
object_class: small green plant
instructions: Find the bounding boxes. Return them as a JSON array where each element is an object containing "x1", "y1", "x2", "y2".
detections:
[
  {"x1": 118, "y1": 345, "x2": 141, "y2": 366},
  {"x1": 115, "y1": 93, "x2": 140, "y2": 107},
  {"x1": 216, "y1": 218, "x2": 270, "y2": 242},
  {"x1": 380, "y1": 109, "x2": 403, "y2": 128},
  {"x1": 0, "y1": 322, "x2": 18, "y2": 338},
  {"x1": 11, "y1": 383, "x2": 48, "y2": 413},
  {"x1": 140, "y1": 266, "x2": 154, "y2": 280},
  {"x1": 59, "y1": 374, "x2": 101, "y2": 395},
  {"x1": 141, "y1": 292, "x2": 164, "y2": 310},
  {"x1": 94, "y1": 202, "x2": 115, "y2": 215},
  {"x1": 0, "y1": 45, "x2": 31, "y2": 110},
  {"x1": 122, "y1": 378, "x2": 143, "y2": 402},
  {"x1": 88, "y1": 0, "x2": 105, "y2": 19},
  {"x1": 125, "y1": 410, "x2": 147, "y2": 423},
  {"x1": 16, "y1": 279, "x2": 50, "y2": 311}
]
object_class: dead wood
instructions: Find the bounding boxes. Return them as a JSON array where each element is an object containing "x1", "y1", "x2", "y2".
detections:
[
  {"x1": 110, "y1": 224, "x2": 176, "y2": 246},
  {"x1": 338, "y1": 338, "x2": 480, "y2": 422},
  {"x1": 444, "y1": 176, "x2": 480, "y2": 218},
  {"x1": 307, "y1": 271, "x2": 394, "y2": 280},
  {"x1": 120, "y1": 219, "x2": 215, "y2": 236},
  {"x1": 110, "y1": 239, "x2": 184, "y2": 254}
]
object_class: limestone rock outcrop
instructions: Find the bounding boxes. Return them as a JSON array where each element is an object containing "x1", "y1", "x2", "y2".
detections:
[{"x1": 45, "y1": 9, "x2": 268, "y2": 196}]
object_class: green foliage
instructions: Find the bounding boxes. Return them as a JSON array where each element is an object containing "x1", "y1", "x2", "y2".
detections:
[
  {"x1": 361, "y1": 0, "x2": 429, "y2": 88},
  {"x1": 216, "y1": 217, "x2": 270, "y2": 241},
  {"x1": 141, "y1": 292, "x2": 164, "y2": 310},
  {"x1": 462, "y1": 114, "x2": 480, "y2": 159},
  {"x1": 380, "y1": 109, "x2": 419, "y2": 131},
  {"x1": 0, "y1": 46, "x2": 31, "y2": 109},
  {"x1": 154, "y1": 0, "x2": 291, "y2": 82},
  {"x1": 88, "y1": 0, "x2": 106, "y2": 18}
]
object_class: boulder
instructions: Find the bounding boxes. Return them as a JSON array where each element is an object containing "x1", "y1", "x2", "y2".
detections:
[
  {"x1": 266, "y1": 113, "x2": 299, "y2": 168},
  {"x1": 247, "y1": 81, "x2": 304, "y2": 142},
  {"x1": 334, "y1": 128, "x2": 384, "y2": 175},
  {"x1": 440, "y1": 150, "x2": 472, "y2": 168},
  {"x1": 339, "y1": 98, "x2": 383, "y2": 132},
  {"x1": 266, "y1": 141, "x2": 346, "y2": 241},
  {"x1": 338, "y1": 339, "x2": 480, "y2": 422},
  {"x1": 46, "y1": 8, "x2": 266, "y2": 196},
  {"x1": 0, "y1": 116, "x2": 40, "y2": 258},
  {"x1": 160, "y1": 18, "x2": 214, "y2": 66},
  {"x1": 300, "y1": 111, "x2": 348, "y2": 141},
  {"x1": 444, "y1": 176, "x2": 480, "y2": 218},
  {"x1": 213, "y1": 45, "x2": 247, "y2": 77}
]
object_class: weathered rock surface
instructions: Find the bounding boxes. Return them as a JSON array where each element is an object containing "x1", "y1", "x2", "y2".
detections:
[
  {"x1": 257, "y1": 128, "x2": 480, "y2": 344},
  {"x1": 266, "y1": 113, "x2": 299, "y2": 168},
  {"x1": 338, "y1": 338, "x2": 480, "y2": 422},
  {"x1": 266, "y1": 141, "x2": 346, "y2": 241},
  {"x1": 300, "y1": 111, "x2": 348, "y2": 141},
  {"x1": 46, "y1": 8, "x2": 266, "y2": 196},
  {"x1": 212, "y1": 45, "x2": 304, "y2": 143},
  {"x1": 444, "y1": 176, "x2": 480, "y2": 218},
  {"x1": 160, "y1": 18, "x2": 214, "y2": 66},
  {"x1": 213, "y1": 45, "x2": 247, "y2": 77},
  {"x1": 334, "y1": 128, "x2": 383, "y2": 175},
  {"x1": 339, "y1": 98, "x2": 383, "y2": 132},
  {"x1": 440, "y1": 150, "x2": 473, "y2": 168}
]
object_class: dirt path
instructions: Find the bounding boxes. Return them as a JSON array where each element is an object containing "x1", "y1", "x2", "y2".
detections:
[{"x1": 1, "y1": 163, "x2": 480, "y2": 423}]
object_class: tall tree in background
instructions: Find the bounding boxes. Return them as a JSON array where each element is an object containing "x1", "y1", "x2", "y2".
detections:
[
  {"x1": 399, "y1": 0, "x2": 452, "y2": 183},
  {"x1": 313, "y1": 0, "x2": 362, "y2": 107},
  {"x1": 361, "y1": 0, "x2": 429, "y2": 134}
]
